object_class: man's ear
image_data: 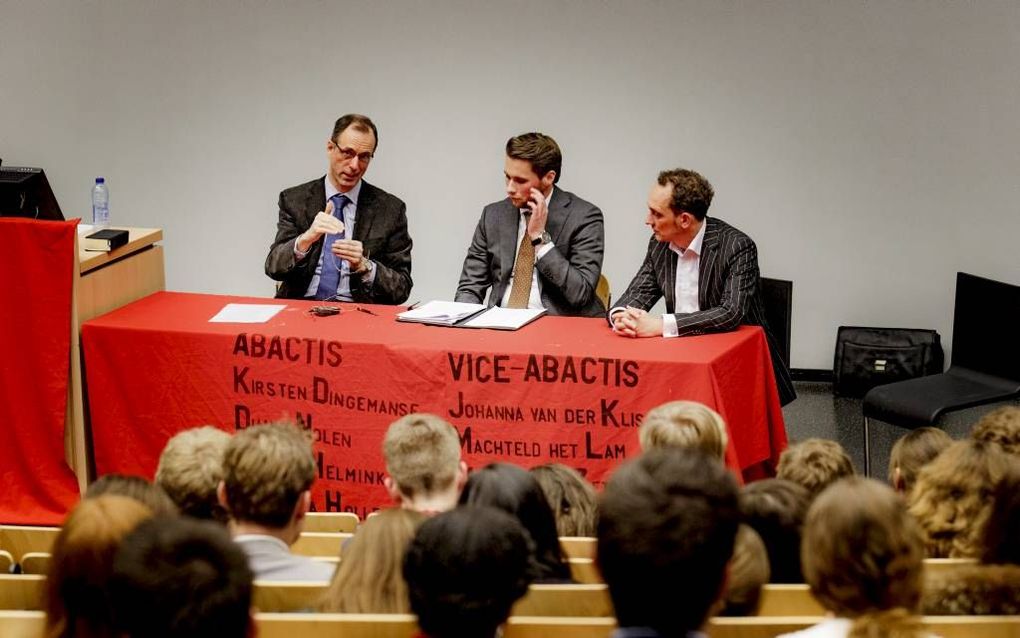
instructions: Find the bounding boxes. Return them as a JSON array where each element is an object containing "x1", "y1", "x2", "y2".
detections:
[
  {"x1": 217, "y1": 481, "x2": 230, "y2": 510},
  {"x1": 247, "y1": 608, "x2": 258, "y2": 638},
  {"x1": 384, "y1": 476, "x2": 403, "y2": 503},
  {"x1": 292, "y1": 490, "x2": 311, "y2": 524},
  {"x1": 456, "y1": 460, "x2": 469, "y2": 490},
  {"x1": 540, "y1": 170, "x2": 556, "y2": 192},
  {"x1": 893, "y1": 466, "x2": 905, "y2": 492}
]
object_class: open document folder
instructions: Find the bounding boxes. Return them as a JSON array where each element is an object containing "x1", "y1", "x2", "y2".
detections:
[{"x1": 396, "y1": 301, "x2": 546, "y2": 330}]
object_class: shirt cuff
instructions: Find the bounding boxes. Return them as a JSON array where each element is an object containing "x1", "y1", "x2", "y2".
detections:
[
  {"x1": 535, "y1": 241, "x2": 555, "y2": 260},
  {"x1": 608, "y1": 306, "x2": 626, "y2": 333},
  {"x1": 293, "y1": 240, "x2": 310, "y2": 261},
  {"x1": 663, "y1": 313, "x2": 679, "y2": 338}
]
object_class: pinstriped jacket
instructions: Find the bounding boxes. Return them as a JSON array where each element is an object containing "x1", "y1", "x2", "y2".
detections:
[{"x1": 612, "y1": 217, "x2": 796, "y2": 405}]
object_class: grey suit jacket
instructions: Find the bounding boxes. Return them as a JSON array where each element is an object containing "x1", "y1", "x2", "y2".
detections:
[
  {"x1": 234, "y1": 535, "x2": 335, "y2": 582},
  {"x1": 613, "y1": 217, "x2": 796, "y2": 406},
  {"x1": 454, "y1": 188, "x2": 605, "y2": 317},
  {"x1": 265, "y1": 177, "x2": 412, "y2": 303}
]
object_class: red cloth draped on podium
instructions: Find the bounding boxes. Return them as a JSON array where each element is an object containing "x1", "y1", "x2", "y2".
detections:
[{"x1": 0, "y1": 218, "x2": 81, "y2": 524}]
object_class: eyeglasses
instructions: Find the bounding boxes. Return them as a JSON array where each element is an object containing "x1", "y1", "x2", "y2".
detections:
[{"x1": 330, "y1": 141, "x2": 374, "y2": 164}]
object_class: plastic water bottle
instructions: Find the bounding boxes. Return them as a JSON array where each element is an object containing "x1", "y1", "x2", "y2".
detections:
[{"x1": 92, "y1": 177, "x2": 109, "y2": 227}]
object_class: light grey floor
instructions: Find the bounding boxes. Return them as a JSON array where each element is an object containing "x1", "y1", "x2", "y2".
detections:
[{"x1": 781, "y1": 381, "x2": 1019, "y2": 482}]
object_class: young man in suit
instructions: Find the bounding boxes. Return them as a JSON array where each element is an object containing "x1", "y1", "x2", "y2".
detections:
[
  {"x1": 455, "y1": 132, "x2": 605, "y2": 317},
  {"x1": 609, "y1": 168, "x2": 796, "y2": 405},
  {"x1": 265, "y1": 114, "x2": 412, "y2": 303}
]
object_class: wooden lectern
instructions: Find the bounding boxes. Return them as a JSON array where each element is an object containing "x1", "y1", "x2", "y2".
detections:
[{"x1": 66, "y1": 228, "x2": 165, "y2": 491}]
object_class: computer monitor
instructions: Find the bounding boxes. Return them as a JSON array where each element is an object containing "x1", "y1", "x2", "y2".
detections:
[{"x1": 0, "y1": 166, "x2": 64, "y2": 221}]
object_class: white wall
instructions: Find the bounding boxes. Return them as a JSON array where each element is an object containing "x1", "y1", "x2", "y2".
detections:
[{"x1": 3, "y1": 0, "x2": 1018, "y2": 369}]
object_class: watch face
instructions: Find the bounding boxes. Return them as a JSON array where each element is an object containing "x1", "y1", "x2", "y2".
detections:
[{"x1": 541, "y1": 231, "x2": 552, "y2": 243}]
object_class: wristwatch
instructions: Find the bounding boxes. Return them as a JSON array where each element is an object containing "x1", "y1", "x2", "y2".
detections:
[{"x1": 531, "y1": 231, "x2": 552, "y2": 247}]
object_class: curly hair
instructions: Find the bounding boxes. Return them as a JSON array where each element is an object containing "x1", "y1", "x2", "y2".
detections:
[
  {"x1": 981, "y1": 464, "x2": 1020, "y2": 565},
  {"x1": 922, "y1": 563, "x2": 1020, "y2": 615},
  {"x1": 530, "y1": 463, "x2": 598, "y2": 537},
  {"x1": 639, "y1": 400, "x2": 728, "y2": 461},
  {"x1": 802, "y1": 478, "x2": 925, "y2": 638},
  {"x1": 907, "y1": 439, "x2": 1012, "y2": 558},
  {"x1": 739, "y1": 478, "x2": 811, "y2": 583},
  {"x1": 656, "y1": 169, "x2": 714, "y2": 220},
  {"x1": 776, "y1": 438, "x2": 855, "y2": 498},
  {"x1": 971, "y1": 405, "x2": 1020, "y2": 456}
]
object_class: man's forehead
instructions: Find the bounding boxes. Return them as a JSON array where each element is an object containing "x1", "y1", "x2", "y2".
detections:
[
  {"x1": 504, "y1": 156, "x2": 539, "y2": 180},
  {"x1": 337, "y1": 126, "x2": 376, "y2": 149}
]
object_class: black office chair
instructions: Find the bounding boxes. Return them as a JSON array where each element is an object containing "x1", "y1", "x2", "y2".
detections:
[
  {"x1": 760, "y1": 277, "x2": 792, "y2": 369},
  {"x1": 861, "y1": 272, "x2": 1020, "y2": 475}
]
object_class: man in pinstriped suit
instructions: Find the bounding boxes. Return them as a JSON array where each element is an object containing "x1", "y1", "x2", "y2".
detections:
[{"x1": 609, "y1": 168, "x2": 796, "y2": 406}]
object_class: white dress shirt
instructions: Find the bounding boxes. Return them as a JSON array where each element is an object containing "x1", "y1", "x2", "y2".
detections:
[
  {"x1": 662, "y1": 219, "x2": 706, "y2": 337},
  {"x1": 296, "y1": 177, "x2": 376, "y2": 300},
  {"x1": 499, "y1": 187, "x2": 555, "y2": 310}
]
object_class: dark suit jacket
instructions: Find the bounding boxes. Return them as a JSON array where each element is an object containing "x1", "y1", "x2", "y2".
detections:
[
  {"x1": 613, "y1": 217, "x2": 796, "y2": 405},
  {"x1": 265, "y1": 177, "x2": 412, "y2": 303},
  {"x1": 454, "y1": 188, "x2": 605, "y2": 317}
]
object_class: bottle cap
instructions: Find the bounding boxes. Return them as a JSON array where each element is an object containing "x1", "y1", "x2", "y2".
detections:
[{"x1": 96, "y1": 177, "x2": 105, "y2": 184}]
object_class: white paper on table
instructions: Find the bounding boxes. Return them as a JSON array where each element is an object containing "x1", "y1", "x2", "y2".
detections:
[
  {"x1": 461, "y1": 307, "x2": 545, "y2": 330},
  {"x1": 396, "y1": 300, "x2": 485, "y2": 324},
  {"x1": 209, "y1": 303, "x2": 286, "y2": 323}
]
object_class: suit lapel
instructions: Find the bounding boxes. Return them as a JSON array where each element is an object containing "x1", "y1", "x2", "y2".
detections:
[
  {"x1": 304, "y1": 178, "x2": 328, "y2": 267},
  {"x1": 663, "y1": 243, "x2": 678, "y2": 313},
  {"x1": 498, "y1": 200, "x2": 521, "y2": 285},
  {"x1": 698, "y1": 217, "x2": 720, "y2": 309},
  {"x1": 546, "y1": 187, "x2": 570, "y2": 244},
  {"x1": 352, "y1": 181, "x2": 374, "y2": 242}
]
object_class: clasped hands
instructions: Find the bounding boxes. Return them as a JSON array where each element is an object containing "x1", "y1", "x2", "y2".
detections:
[
  {"x1": 611, "y1": 307, "x2": 663, "y2": 338},
  {"x1": 297, "y1": 199, "x2": 370, "y2": 272}
]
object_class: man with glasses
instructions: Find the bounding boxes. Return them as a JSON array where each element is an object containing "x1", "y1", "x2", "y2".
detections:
[
  {"x1": 266, "y1": 114, "x2": 412, "y2": 303},
  {"x1": 455, "y1": 132, "x2": 605, "y2": 317}
]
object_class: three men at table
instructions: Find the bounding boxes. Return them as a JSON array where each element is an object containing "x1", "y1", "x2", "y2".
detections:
[
  {"x1": 454, "y1": 132, "x2": 606, "y2": 317},
  {"x1": 609, "y1": 168, "x2": 796, "y2": 405},
  {"x1": 266, "y1": 114, "x2": 413, "y2": 303}
]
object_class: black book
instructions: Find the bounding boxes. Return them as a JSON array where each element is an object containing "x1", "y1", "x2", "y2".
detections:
[{"x1": 83, "y1": 228, "x2": 129, "y2": 252}]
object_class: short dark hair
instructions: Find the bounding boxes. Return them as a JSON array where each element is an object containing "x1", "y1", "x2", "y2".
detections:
[
  {"x1": 111, "y1": 517, "x2": 253, "y2": 638},
  {"x1": 331, "y1": 113, "x2": 379, "y2": 150},
  {"x1": 506, "y1": 132, "x2": 562, "y2": 183},
  {"x1": 86, "y1": 474, "x2": 179, "y2": 517},
  {"x1": 460, "y1": 463, "x2": 570, "y2": 582},
  {"x1": 739, "y1": 478, "x2": 811, "y2": 583},
  {"x1": 597, "y1": 448, "x2": 739, "y2": 634},
  {"x1": 404, "y1": 506, "x2": 534, "y2": 638},
  {"x1": 657, "y1": 168, "x2": 714, "y2": 220}
]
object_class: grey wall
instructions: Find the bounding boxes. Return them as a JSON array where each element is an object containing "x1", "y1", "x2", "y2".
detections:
[{"x1": 3, "y1": 0, "x2": 1018, "y2": 369}]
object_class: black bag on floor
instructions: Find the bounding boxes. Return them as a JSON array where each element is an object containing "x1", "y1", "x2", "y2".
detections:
[{"x1": 833, "y1": 326, "x2": 944, "y2": 398}]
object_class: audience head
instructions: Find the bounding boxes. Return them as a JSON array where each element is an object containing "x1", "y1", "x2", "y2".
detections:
[
  {"x1": 981, "y1": 464, "x2": 1020, "y2": 565},
  {"x1": 776, "y1": 438, "x2": 855, "y2": 498},
  {"x1": 85, "y1": 474, "x2": 178, "y2": 517},
  {"x1": 738, "y1": 478, "x2": 811, "y2": 583},
  {"x1": 717, "y1": 524, "x2": 770, "y2": 617},
  {"x1": 319, "y1": 508, "x2": 425, "y2": 613},
  {"x1": 156, "y1": 426, "x2": 231, "y2": 522},
  {"x1": 111, "y1": 516, "x2": 253, "y2": 638},
  {"x1": 404, "y1": 506, "x2": 534, "y2": 638},
  {"x1": 597, "y1": 448, "x2": 740, "y2": 635},
  {"x1": 887, "y1": 427, "x2": 953, "y2": 494},
  {"x1": 460, "y1": 462, "x2": 570, "y2": 582},
  {"x1": 44, "y1": 495, "x2": 153, "y2": 638},
  {"x1": 219, "y1": 422, "x2": 315, "y2": 541},
  {"x1": 639, "y1": 399, "x2": 728, "y2": 460},
  {"x1": 383, "y1": 413, "x2": 467, "y2": 514},
  {"x1": 529, "y1": 463, "x2": 598, "y2": 537},
  {"x1": 971, "y1": 406, "x2": 1020, "y2": 456},
  {"x1": 803, "y1": 477, "x2": 925, "y2": 635},
  {"x1": 908, "y1": 439, "x2": 1012, "y2": 557}
]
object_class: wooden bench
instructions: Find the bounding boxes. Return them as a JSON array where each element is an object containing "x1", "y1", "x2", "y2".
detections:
[
  {"x1": 709, "y1": 616, "x2": 1020, "y2": 638},
  {"x1": 0, "y1": 610, "x2": 45, "y2": 638},
  {"x1": 560, "y1": 537, "x2": 596, "y2": 560},
  {"x1": 253, "y1": 581, "x2": 330, "y2": 612},
  {"x1": 0, "y1": 526, "x2": 60, "y2": 562},
  {"x1": 756, "y1": 584, "x2": 824, "y2": 616},
  {"x1": 290, "y1": 532, "x2": 352, "y2": 557},
  {"x1": 0, "y1": 576, "x2": 45, "y2": 610},
  {"x1": 303, "y1": 513, "x2": 360, "y2": 533},
  {"x1": 19, "y1": 553, "x2": 50, "y2": 576},
  {"x1": 567, "y1": 558, "x2": 602, "y2": 584}
]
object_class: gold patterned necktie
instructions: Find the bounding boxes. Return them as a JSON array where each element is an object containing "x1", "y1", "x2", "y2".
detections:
[{"x1": 506, "y1": 212, "x2": 535, "y2": 309}]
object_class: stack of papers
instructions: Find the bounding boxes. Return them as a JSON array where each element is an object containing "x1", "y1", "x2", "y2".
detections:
[{"x1": 396, "y1": 301, "x2": 546, "y2": 331}]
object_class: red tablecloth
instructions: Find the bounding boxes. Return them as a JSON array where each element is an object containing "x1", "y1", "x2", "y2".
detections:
[{"x1": 82, "y1": 291, "x2": 786, "y2": 517}]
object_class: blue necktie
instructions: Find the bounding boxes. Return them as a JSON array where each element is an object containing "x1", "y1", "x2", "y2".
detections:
[{"x1": 314, "y1": 193, "x2": 350, "y2": 300}]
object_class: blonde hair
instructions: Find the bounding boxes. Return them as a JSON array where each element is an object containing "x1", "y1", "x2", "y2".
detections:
[
  {"x1": 887, "y1": 427, "x2": 952, "y2": 494},
  {"x1": 155, "y1": 426, "x2": 231, "y2": 521},
  {"x1": 971, "y1": 406, "x2": 1020, "y2": 456},
  {"x1": 530, "y1": 463, "x2": 598, "y2": 537},
  {"x1": 718, "y1": 524, "x2": 770, "y2": 616},
  {"x1": 776, "y1": 438, "x2": 854, "y2": 497},
  {"x1": 907, "y1": 439, "x2": 1012, "y2": 558},
  {"x1": 802, "y1": 478, "x2": 925, "y2": 638},
  {"x1": 319, "y1": 508, "x2": 424, "y2": 613},
  {"x1": 45, "y1": 495, "x2": 154, "y2": 638},
  {"x1": 222, "y1": 422, "x2": 315, "y2": 528},
  {"x1": 639, "y1": 400, "x2": 728, "y2": 460},
  {"x1": 383, "y1": 414, "x2": 461, "y2": 498}
]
